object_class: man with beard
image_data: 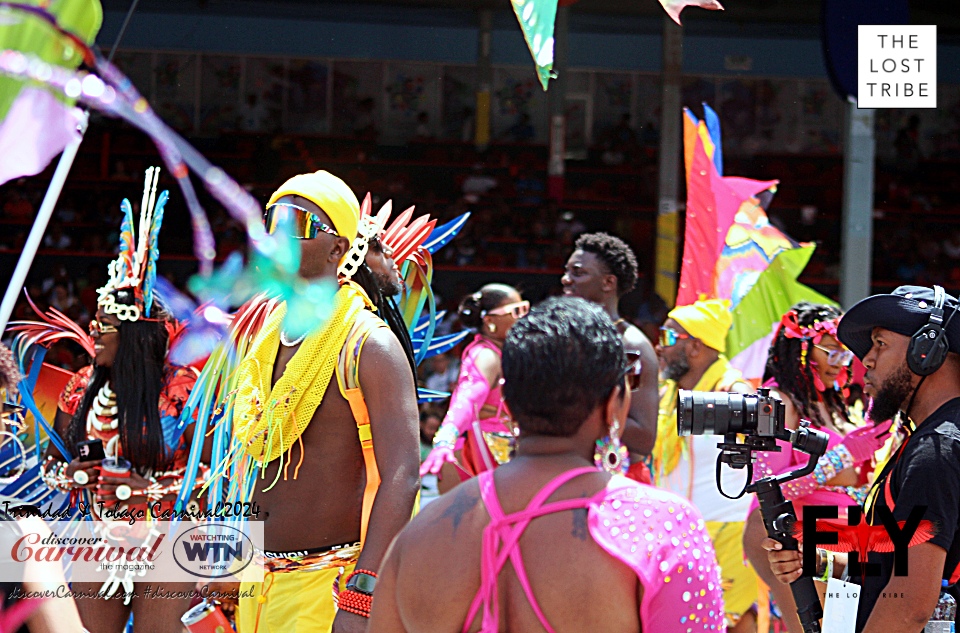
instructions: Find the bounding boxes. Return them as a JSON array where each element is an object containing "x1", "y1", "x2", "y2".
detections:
[
  {"x1": 653, "y1": 298, "x2": 759, "y2": 633},
  {"x1": 365, "y1": 237, "x2": 403, "y2": 298},
  {"x1": 764, "y1": 285, "x2": 960, "y2": 633},
  {"x1": 561, "y1": 232, "x2": 659, "y2": 483}
]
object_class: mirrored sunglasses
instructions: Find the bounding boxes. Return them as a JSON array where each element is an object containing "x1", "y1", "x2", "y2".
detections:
[
  {"x1": 813, "y1": 344, "x2": 854, "y2": 367},
  {"x1": 264, "y1": 203, "x2": 339, "y2": 240},
  {"x1": 485, "y1": 300, "x2": 530, "y2": 319},
  {"x1": 88, "y1": 319, "x2": 119, "y2": 336},
  {"x1": 659, "y1": 327, "x2": 692, "y2": 348}
]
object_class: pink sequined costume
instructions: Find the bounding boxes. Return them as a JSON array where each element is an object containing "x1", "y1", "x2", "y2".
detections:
[
  {"x1": 425, "y1": 335, "x2": 512, "y2": 478},
  {"x1": 466, "y1": 467, "x2": 725, "y2": 632}
]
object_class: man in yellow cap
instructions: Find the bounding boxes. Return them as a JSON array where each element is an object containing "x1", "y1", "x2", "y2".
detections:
[
  {"x1": 653, "y1": 298, "x2": 759, "y2": 633},
  {"x1": 235, "y1": 171, "x2": 421, "y2": 633}
]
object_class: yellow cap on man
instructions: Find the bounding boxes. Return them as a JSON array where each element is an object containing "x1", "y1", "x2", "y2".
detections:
[
  {"x1": 268, "y1": 170, "x2": 361, "y2": 242},
  {"x1": 667, "y1": 299, "x2": 732, "y2": 353}
]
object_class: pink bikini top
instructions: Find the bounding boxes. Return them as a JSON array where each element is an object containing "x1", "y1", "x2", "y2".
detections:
[
  {"x1": 444, "y1": 335, "x2": 508, "y2": 435},
  {"x1": 464, "y1": 467, "x2": 725, "y2": 633}
]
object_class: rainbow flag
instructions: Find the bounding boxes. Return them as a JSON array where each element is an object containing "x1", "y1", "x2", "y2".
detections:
[{"x1": 726, "y1": 246, "x2": 836, "y2": 382}]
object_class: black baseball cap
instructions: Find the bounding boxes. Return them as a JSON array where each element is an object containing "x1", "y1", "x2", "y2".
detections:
[{"x1": 837, "y1": 285, "x2": 960, "y2": 360}]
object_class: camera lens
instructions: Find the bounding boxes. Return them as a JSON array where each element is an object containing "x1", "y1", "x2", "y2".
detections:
[{"x1": 677, "y1": 390, "x2": 757, "y2": 436}]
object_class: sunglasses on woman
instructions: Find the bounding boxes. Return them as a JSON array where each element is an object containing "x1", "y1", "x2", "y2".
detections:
[
  {"x1": 485, "y1": 300, "x2": 531, "y2": 319},
  {"x1": 659, "y1": 326, "x2": 692, "y2": 348},
  {"x1": 88, "y1": 319, "x2": 119, "y2": 336},
  {"x1": 264, "y1": 203, "x2": 340, "y2": 240},
  {"x1": 619, "y1": 353, "x2": 643, "y2": 391},
  {"x1": 813, "y1": 344, "x2": 854, "y2": 367}
]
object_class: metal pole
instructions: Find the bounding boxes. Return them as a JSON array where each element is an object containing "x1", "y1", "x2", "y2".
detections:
[
  {"x1": 475, "y1": 9, "x2": 493, "y2": 148},
  {"x1": 0, "y1": 113, "x2": 88, "y2": 332},
  {"x1": 654, "y1": 16, "x2": 683, "y2": 306},
  {"x1": 839, "y1": 99, "x2": 875, "y2": 308},
  {"x1": 547, "y1": 5, "x2": 569, "y2": 202}
]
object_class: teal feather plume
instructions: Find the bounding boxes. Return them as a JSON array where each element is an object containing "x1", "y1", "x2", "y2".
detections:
[
  {"x1": 143, "y1": 190, "x2": 168, "y2": 317},
  {"x1": 118, "y1": 199, "x2": 136, "y2": 279}
]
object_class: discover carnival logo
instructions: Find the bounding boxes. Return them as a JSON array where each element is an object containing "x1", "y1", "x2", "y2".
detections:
[
  {"x1": 11, "y1": 531, "x2": 165, "y2": 565},
  {"x1": 0, "y1": 520, "x2": 264, "y2": 584},
  {"x1": 173, "y1": 524, "x2": 255, "y2": 579}
]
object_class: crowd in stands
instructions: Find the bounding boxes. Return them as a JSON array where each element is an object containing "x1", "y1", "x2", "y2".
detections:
[{"x1": 3, "y1": 113, "x2": 960, "y2": 373}]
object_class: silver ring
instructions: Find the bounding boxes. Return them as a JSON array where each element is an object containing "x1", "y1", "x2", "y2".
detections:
[
  {"x1": 73, "y1": 470, "x2": 89, "y2": 485},
  {"x1": 115, "y1": 484, "x2": 132, "y2": 501}
]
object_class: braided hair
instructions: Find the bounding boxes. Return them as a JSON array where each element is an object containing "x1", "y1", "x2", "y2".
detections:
[
  {"x1": 353, "y1": 263, "x2": 418, "y2": 383},
  {"x1": 0, "y1": 344, "x2": 21, "y2": 394},
  {"x1": 763, "y1": 301, "x2": 849, "y2": 428},
  {"x1": 66, "y1": 291, "x2": 172, "y2": 474}
]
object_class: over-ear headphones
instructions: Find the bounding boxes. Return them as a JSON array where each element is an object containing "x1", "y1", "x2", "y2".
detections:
[{"x1": 907, "y1": 285, "x2": 957, "y2": 376}]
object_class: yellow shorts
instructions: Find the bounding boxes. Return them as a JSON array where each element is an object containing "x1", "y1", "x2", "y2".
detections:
[
  {"x1": 707, "y1": 521, "x2": 759, "y2": 626},
  {"x1": 238, "y1": 562, "x2": 356, "y2": 633}
]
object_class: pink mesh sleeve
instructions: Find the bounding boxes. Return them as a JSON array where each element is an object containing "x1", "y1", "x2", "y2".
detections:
[
  {"x1": 437, "y1": 348, "x2": 493, "y2": 438},
  {"x1": 589, "y1": 479, "x2": 725, "y2": 631}
]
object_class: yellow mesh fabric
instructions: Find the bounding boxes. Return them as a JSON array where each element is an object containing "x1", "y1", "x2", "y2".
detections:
[{"x1": 232, "y1": 284, "x2": 370, "y2": 465}]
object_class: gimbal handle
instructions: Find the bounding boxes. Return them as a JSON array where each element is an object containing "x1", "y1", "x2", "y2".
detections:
[{"x1": 747, "y1": 425, "x2": 830, "y2": 633}]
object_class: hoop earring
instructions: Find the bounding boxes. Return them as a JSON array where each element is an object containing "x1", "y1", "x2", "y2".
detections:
[
  {"x1": 487, "y1": 323, "x2": 496, "y2": 333},
  {"x1": 594, "y1": 419, "x2": 629, "y2": 475}
]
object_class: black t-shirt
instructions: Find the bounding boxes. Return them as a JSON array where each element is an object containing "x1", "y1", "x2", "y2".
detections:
[{"x1": 855, "y1": 398, "x2": 960, "y2": 632}]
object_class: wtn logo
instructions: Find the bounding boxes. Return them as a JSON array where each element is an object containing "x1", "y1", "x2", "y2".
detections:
[
  {"x1": 180, "y1": 541, "x2": 244, "y2": 563},
  {"x1": 800, "y1": 505, "x2": 936, "y2": 577}
]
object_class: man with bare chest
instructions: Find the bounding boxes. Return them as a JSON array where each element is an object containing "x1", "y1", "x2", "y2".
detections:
[
  {"x1": 234, "y1": 171, "x2": 420, "y2": 633},
  {"x1": 561, "y1": 232, "x2": 659, "y2": 483}
]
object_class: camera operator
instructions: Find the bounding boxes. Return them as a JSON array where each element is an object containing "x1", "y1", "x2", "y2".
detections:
[
  {"x1": 653, "y1": 299, "x2": 759, "y2": 633},
  {"x1": 743, "y1": 303, "x2": 890, "y2": 633},
  {"x1": 765, "y1": 285, "x2": 960, "y2": 633}
]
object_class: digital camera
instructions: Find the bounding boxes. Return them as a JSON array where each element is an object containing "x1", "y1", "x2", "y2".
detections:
[{"x1": 677, "y1": 387, "x2": 786, "y2": 438}]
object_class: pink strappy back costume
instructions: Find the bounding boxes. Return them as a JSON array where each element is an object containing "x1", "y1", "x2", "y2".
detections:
[{"x1": 465, "y1": 467, "x2": 725, "y2": 632}]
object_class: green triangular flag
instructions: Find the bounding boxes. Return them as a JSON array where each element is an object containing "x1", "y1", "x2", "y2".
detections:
[
  {"x1": 510, "y1": 0, "x2": 557, "y2": 91},
  {"x1": 727, "y1": 244, "x2": 837, "y2": 359}
]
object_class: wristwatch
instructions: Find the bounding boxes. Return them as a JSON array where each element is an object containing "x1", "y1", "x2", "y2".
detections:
[{"x1": 346, "y1": 571, "x2": 377, "y2": 595}]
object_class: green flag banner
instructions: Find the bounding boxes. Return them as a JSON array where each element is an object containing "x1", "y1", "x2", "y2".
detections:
[
  {"x1": 727, "y1": 245, "x2": 837, "y2": 360},
  {"x1": 0, "y1": 0, "x2": 102, "y2": 119},
  {"x1": 510, "y1": 0, "x2": 557, "y2": 91}
]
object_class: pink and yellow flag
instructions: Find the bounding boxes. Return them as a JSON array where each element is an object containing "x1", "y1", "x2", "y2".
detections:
[{"x1": 676, "y1": 108, "x2": 777, "y2": 307}]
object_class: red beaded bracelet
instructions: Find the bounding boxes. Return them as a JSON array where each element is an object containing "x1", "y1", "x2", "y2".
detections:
[{"x1": 338, "y1": 589, "x2": 372, "y2": 617}]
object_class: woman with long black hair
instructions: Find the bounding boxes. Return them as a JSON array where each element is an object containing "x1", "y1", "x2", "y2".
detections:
[{"x1": 36, "y1": 169, "x2": 206, "y2": 633}]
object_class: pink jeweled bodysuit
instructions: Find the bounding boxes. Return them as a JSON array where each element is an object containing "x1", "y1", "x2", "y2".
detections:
[
  {"x1": 465, "y1": 467, "x2": 726, "y2": 632},
  {"x1": 442, "y1": 335, "x2": 513, "y2": 476}
]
